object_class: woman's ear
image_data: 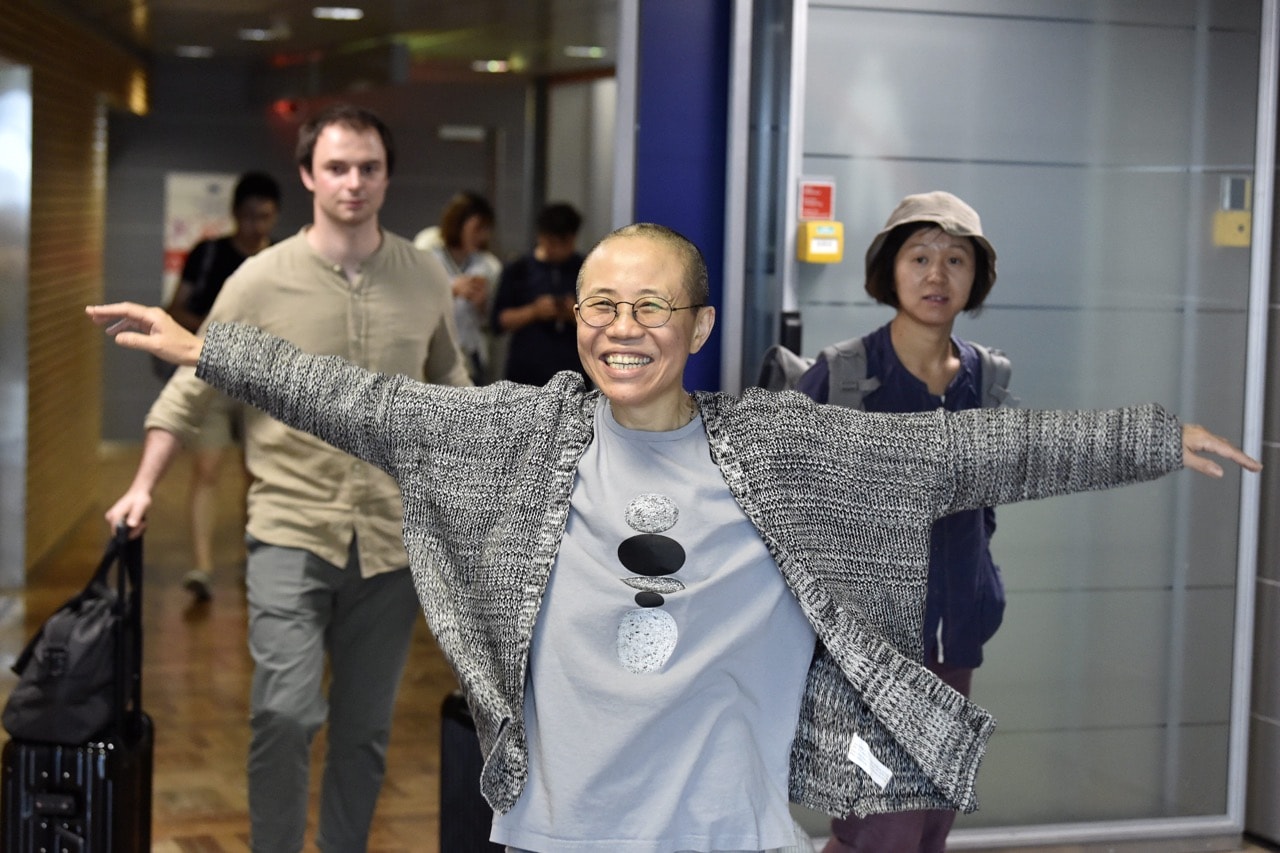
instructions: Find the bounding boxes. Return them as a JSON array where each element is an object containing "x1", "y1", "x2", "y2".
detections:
[{"x1": 689, "y1": 305, "x2": 716, "y2": 354}]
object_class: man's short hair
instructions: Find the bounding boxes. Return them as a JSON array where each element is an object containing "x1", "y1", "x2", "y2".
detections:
[
  {"x1": 295, "y1": 104, "x2": 396, "y2": 177},
  {"x1": 536, "y1": 203, "x2": 582, "y2": 239},
  {"x1": 232, "y1": 172, "x2": 281, "y2": 212}
]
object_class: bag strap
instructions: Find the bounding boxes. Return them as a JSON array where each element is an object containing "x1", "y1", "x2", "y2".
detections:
[
  {"x1": 969, "y1": 341, "x2": 1016, "y2": 408},
  {"x1": 111, "y1": 524, "x2": 144, "y2": 739},
  {"x1": 756, "y1": 343, "x2": 814, "y2": 391},
  {"x1": 821, "y1": 337, "x2": 880, "y2": 410},
  {"x1": 9, "y1": 619, "x2": 43, "y2": 677},
  {"x1": 189, "y1": 239, "x2": 219, "y2": 301}
]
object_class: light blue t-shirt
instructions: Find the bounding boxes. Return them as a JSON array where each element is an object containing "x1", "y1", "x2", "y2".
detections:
[{"x1": 491, "y1": 400, "x2": 817, "y2": 853}]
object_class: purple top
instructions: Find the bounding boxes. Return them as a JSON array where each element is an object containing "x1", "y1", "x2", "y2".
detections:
[{"x1": 795, "y1": 323, "x2": 1005, "y2": 668}]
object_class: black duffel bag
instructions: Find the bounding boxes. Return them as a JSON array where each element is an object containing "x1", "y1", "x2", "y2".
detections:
[{"x1": 2, "y1": 526, "x2": 142, "y2": 745}]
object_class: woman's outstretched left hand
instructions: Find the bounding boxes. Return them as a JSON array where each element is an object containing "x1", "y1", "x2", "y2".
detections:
[{"x1": 1181, "y1": 423, "x2": 1262, "y2": 478}]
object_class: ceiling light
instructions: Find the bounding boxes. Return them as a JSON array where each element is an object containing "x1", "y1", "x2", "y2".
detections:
[
  {"x1": 438, "y1": 125, "x2": 487, "y2": 143},
  {"x1": 175, "y1": 45, "x2": 215, "y2": 59},
  {"x1": 239, "y1": 17, "x2": 290, "y2": 42},
  {"x1": 471, "y1": 60, "x2": 510, "y2": 73},
  {"x1": 564, "y1": 45, "x2": 606, "y2": 59},
  {"x1": 313, "y1": 7, "x2": 364, "y2": 21}
]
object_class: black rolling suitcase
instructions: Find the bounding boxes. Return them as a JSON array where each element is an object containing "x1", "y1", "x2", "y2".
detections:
[
  {"x1": 440, "y1": 690, "x2": 502, "y2": 852},
  {"x1": 1, "y1": 526, "x2": 153, "y2": 852}
]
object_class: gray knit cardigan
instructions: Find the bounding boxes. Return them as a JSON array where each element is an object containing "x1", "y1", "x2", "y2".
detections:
[{"x1": 197, "y1": 321, "x2": 1184, "y2": 819}]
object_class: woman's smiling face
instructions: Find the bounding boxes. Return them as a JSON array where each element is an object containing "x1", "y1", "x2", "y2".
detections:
[{"x1": 576, "y1": 234, "x2": 714, "y2": 431}]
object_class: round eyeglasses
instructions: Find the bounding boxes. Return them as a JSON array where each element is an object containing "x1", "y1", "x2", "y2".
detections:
[{"x1": 575, "y1": 295, "x2": 706, "y2": 328}]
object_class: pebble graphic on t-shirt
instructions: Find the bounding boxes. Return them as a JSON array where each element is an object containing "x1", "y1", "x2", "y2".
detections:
[{"x1": 615, "y1": 493, "x2": 686, "y2": 673}]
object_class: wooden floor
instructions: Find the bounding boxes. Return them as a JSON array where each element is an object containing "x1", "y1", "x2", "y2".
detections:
[
  {"x1": 0, "y1": 444, "x2": 1275, "y2": 853},
  {"x1": 0, "y1": 444, "x2": 459, "y2": 852}
]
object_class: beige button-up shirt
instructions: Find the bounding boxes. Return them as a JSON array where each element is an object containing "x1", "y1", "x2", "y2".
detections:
[{"x1": 146, "y1": 227, "x2": 471, "y2": 576}]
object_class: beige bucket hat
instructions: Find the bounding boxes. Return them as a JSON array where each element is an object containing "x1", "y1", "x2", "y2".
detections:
[{"x1": 864, "y1": 191, "x2": 997, "y2": 305}]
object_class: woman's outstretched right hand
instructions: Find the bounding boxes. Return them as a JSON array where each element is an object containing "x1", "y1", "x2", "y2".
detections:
[{"x1": 86, "y1": 302, "x2": 204, "y2": 368}]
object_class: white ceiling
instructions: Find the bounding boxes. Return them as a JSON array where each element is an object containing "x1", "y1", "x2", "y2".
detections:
[{"x1": 50, "y1": 0, "x2": 619, "y2": 77}]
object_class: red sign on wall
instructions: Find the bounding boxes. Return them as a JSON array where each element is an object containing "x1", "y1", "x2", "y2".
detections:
[{"x1": 799, "y1": 179, "x2": 835, "y2": 220}]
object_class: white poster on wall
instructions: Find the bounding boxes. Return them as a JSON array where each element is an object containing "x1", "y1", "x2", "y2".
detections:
[{"x1": 162, "y1": 172, "x2": 236, "y2": 303}]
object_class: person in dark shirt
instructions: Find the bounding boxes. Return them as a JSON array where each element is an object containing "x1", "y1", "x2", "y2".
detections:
[
  {"x1": 168, "y1": 172, "x2": 281, "y2": 332},
  {"x1": 166, "y1": 171, "x2": 281, "y2": 601},
  {"x1": 491, "y1": 202, "x2": 587, "y2": 385}
]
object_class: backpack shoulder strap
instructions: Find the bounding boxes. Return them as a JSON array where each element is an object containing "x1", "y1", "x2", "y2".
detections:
[
  {"x1": 756, "y1": 343, "x2": 815, "y2": 391},
  {"x1": 969, "y1": 340, "x2": 1016, "y2": 408},
  {"x1": 821, "y1": 336, "x2": 880, "y2": 410}
]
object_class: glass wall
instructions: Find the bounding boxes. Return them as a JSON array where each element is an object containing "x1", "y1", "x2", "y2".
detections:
[{"x1": 770, "y1": 0, "x2": 1263, "y2": 841}]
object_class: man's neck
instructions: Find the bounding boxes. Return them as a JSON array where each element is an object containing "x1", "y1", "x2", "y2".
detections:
[{"x1": 306, "y1": 219, "x2": 382, "y2": 281}]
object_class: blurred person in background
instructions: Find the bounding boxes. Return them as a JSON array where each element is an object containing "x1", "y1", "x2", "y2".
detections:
[
  {"x1": 491, "y1": 201, "x2": 586, "y2": 385},
  {"x1": 415, "y1": 190, "x2": 503, "y2": 383},
  {"x1": 164, "y1": 170, "x2": 281, "y2": 602}
]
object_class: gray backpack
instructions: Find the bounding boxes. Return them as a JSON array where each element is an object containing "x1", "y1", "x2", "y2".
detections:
[{"x1": 757, "y1": 337, "x2": 1014, "y2": 410}]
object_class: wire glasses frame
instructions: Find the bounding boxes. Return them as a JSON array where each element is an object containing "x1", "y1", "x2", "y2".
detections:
[{"x1": 575, "y1": 295, "x2": 707, "y2": 328}]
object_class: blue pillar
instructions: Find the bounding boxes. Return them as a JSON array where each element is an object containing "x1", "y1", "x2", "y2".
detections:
[{"x1": 633, "y1": 0, "x2": 731, "y2": 391}]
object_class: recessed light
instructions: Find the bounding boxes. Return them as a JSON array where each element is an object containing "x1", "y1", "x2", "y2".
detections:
[
  {"x1": 564, "y1": 45, "x2": 605, "y2": 59},
  {"x1": 176, "y1": 45, "x2": 215, "y2": 59},
  {"x1": 313, "y1": 7, "x2": 364, "y2": 21},
  {"x1": 239, "y1": 18, "x2": 290, "y2": 42},
  {"x1": 438, "y1": 125, "x2": 487, "y2": 142},
  {"x1": 471, "y1": 59, "x2": 510, "y2": 73}
]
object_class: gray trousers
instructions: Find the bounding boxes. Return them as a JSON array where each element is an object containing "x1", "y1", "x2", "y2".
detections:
[{"x1": 244, "y1": 538, "x2": 418, "y2": 853}]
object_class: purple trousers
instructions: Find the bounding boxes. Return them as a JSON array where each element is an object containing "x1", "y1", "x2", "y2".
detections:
[{"x1": 821, "y1": 657, "x2": 974, "y2": 853}]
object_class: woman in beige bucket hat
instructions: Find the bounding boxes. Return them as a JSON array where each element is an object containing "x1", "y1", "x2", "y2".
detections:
[{"x1": 797, "y1": 190, "x2": 1010, "y2": 853}]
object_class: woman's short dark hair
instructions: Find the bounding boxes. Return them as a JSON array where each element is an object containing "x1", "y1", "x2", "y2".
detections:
[
  {"x1": 583, "y1": 223, "x2": 708, "y2": 306},
  {"x1": 439, "y1": 191, "x2": 494, "y2": 248},
  {"x1": 295, "y1": 104, "x2": 396, "y2": 177},
  {"x1": 865, "y1": 222, "x2": 994, "y2": 312}
]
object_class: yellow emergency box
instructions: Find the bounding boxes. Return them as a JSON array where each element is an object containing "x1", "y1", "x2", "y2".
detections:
[
  {"x1": 1213, "y1": 210, "x2": 1250, "y2": 247},
  {"x1": 797, "y1": 220, "x2": 844, "y2": 263}
]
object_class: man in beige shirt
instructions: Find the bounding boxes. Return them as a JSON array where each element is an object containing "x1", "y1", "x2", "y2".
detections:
[{"x1": 107, "y1": 104, "x2": 470, "y2": 853}]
